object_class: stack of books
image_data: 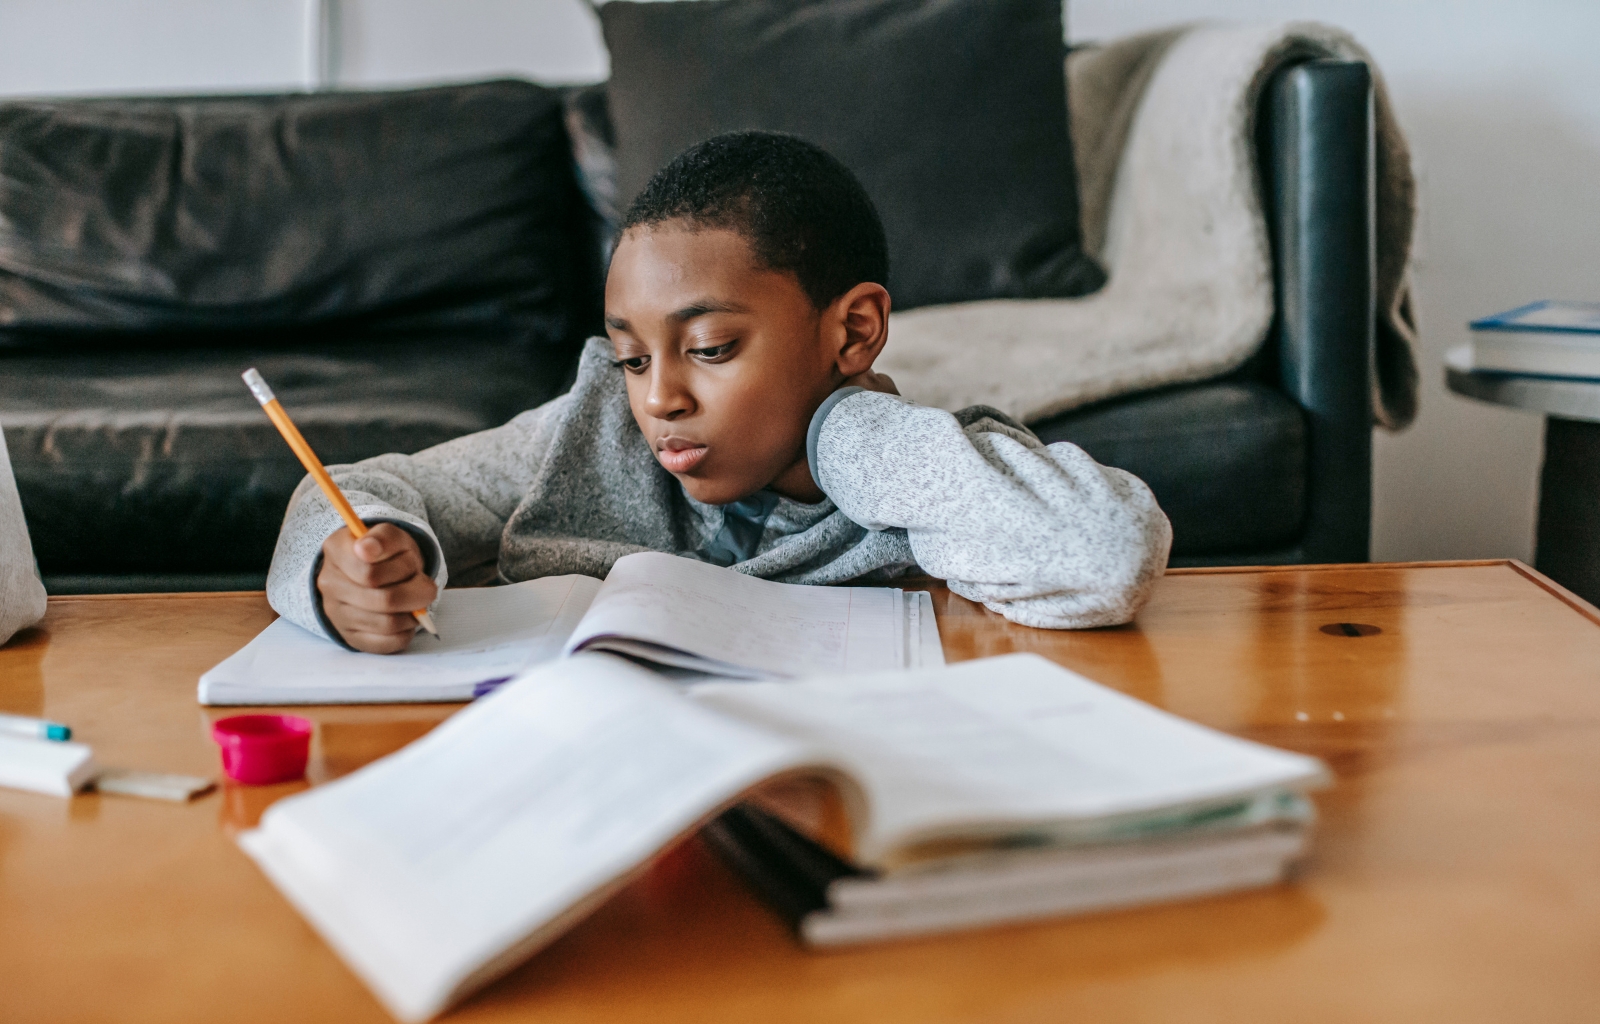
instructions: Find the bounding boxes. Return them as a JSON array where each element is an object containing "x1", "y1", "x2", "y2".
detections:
[
  {"x1": 1468, "y1": 300, "x2": 1600, "y2": 378},
  {"x1": 237, "y1": 652, "x2": 1327, "y2": 1021},
  {"x1": 704, "y1": 792, "x2": 1313, "y2": 947}
]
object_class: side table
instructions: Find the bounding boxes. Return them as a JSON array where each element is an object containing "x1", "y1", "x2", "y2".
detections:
[{"x1": 1445, "y1": 345, "x2": 1600, "y2": 604}]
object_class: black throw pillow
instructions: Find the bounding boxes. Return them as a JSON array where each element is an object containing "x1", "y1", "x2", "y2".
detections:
[{"x1": 601, "y1": 0, "x2": 1104, "y2": 312}]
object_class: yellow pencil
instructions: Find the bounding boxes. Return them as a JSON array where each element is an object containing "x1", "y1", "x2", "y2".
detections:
[{"x1": 242, "y1": 368, "x2": 439, "y2": 637}]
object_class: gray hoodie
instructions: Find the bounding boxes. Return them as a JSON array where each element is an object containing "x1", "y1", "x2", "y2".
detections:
[{"x1": 267, "y1": 339, "x2": 1171, "y2": 642}]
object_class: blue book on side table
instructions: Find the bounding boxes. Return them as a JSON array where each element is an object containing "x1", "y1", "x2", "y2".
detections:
[{"x1": 1469, "y1": 300, "x2": 1600, "y2": 378}]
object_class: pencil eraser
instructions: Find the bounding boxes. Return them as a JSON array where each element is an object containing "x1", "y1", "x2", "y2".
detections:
[{"x1": 241, "y1": 368, "x2": 275, "y2": 406}]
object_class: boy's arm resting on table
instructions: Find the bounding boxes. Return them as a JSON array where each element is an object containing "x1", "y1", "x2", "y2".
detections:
[
  {"x1": 265, "y1": 400, "x2": 567, "y2": 641},
  {"x1": 809, "y1": 390, "x2": 1173, "y2": 629}
]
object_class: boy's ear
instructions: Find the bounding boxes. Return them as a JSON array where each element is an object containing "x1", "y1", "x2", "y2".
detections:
[{"x1": 829, "y1": 282, "x2": 892, "y2": 378}]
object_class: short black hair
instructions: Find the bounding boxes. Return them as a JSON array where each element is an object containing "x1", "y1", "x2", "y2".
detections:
[{"x1": 619, "y1": 131, "x2": 889, "y2": 310}]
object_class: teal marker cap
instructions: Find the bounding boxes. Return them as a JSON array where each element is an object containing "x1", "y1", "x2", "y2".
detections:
[{"x1": 45, "y1": 723, "x2": 71, "y2": 741}]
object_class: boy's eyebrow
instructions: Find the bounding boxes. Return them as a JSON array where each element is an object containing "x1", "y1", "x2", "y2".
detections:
[
  {"x1": 669, "y1": 299, "x2": 748, "y2": 322},
  {"x1": 604, "y1": 300, "x2": 745, "y2": 334}
]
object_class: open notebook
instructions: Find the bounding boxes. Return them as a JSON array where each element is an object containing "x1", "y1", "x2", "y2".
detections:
[
  {"x1": 238, "y1": 653, "x2": 1328, "y2": 1022},
  {"x1": 199, "y1": 552, "x2": 941, "y2": 705}
]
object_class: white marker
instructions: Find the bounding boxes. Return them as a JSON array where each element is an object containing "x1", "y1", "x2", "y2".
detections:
[{"x1": 0, "y1": 712, "x2": 72, "y2": 742}]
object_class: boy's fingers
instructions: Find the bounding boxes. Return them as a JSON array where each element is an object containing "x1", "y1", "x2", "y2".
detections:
[
  {"x1": 326, "y1": 531, "x2": 425, "y2": 589},
  {"x1": 319, "y1": 569, "x2": 437, "y2": 614},
  {"x1": 332, "y1": 603, "x2": 421, "y2": 638},
  {"x1": 320, "y1": 592, "x2": 421, "y2": 653},
  {"x1": 341, "y1": 627, "x2": 417, "y2": 655},
  {"x1": 343, "y1": 551, "x2": 425, "y2": 589},
  {"x1": 324, "y1": 528, "x2": 382, "y2": 584},
  {"x1": 353, "y1": 524, "x2": 419, "y2": 563},
  {"x1": 316, "y1": 524, "x2": 434, "y2": 652}
]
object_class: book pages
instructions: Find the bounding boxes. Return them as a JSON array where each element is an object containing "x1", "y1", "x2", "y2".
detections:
[
  {"x1": 908, "y1": 590, "x2": 943, "y2": 669},
  {"x1": 566, "y1": 552, "x2": 910, "y2": 677},
  {"x1": 802, "y1": 829, "x2": 1305, "y2": 946},
  {"x1": 690, "y1": 653, "x2": 1329, "y2": 865},
  {"x1": 238, "y1": 654, "x2": 825, "y2": 1023}
]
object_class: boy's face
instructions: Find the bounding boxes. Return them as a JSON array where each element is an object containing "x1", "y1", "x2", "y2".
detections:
[{"x1": 605, "y1": 224, "x2": 854, "y2": 505}]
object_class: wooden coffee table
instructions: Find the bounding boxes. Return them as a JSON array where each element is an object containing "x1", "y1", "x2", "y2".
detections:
[{"x1": 3, "y1": 561, "x2": 1599, "y2": 1023}]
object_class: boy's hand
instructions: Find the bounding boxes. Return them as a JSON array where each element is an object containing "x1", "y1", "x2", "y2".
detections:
[
  {"x1": 843, "y1": 369, "x2": 899, "y2": 396},
  {"x1": 317, "y1": 524, "x2": 437, "y2": 654}
]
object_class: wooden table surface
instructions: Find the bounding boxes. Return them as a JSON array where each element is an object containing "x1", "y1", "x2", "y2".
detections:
[{"x1": 2, "y1": 561, "x2": 1599, "y2": 1023}]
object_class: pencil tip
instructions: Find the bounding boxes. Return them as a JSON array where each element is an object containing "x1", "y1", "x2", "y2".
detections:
[{"x1": 415, "y1": 609, "x2": 440, "y2": 637}]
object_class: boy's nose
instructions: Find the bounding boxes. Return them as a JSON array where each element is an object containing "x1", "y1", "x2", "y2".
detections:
[{"x1": 645, "y1": 365, "x2": 696, "y2": 421}]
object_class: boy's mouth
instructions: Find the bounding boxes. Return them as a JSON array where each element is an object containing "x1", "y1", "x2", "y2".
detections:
[{"x1": 656, "y1": 437, "x2": 708, "y2": 474}]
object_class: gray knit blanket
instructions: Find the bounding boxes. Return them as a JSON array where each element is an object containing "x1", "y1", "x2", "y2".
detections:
[{"x1": 879, "y1": 22, "x2": 1419, "y2": 430}]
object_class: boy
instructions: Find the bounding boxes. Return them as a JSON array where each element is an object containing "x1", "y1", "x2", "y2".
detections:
[{"x1": 267, "y1": 132, "x2": 1171, "y2": 653}]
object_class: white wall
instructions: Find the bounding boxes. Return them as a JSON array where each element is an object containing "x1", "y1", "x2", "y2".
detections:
[
  {"x1": 0, "y1": 0, "x2": 608, "y2": 95},
  {"x1": 3, "y1": 1, "x2": 1596, "y2": 563},
  {"x1": 0, "y1": 0, "x2": 312, "y2": 95},
  {"x1": 335, "y1": 0, "x2": 606, "y2": 86}
]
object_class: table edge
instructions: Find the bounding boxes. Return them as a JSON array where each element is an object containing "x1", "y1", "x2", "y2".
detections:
[
  {"x1": 44, "y1": 560, "x2": 1600, "y2": 627},
  {"x1": 45, "y1": 560, "x2": 1511, "y2": 605},
  {"x1": 1161, "y1": 558, "x2": 1509, "y2": 576},
  {"x1": 1502, "y1": 558, "x2": 1600, "y2": 625},
  {"x1": 46, "y1": 590, "x2": 269, "y2": 603}
]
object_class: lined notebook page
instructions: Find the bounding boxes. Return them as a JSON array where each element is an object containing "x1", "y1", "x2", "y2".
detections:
[
  {"x1": 565, "y1": 552, "x2": 907, "y2": 677},
  {"x1": 198, "y1": 575, "x2": 601, "y2": 705}
]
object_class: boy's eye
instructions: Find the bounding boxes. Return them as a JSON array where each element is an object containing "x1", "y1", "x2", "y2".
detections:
[
  {"x1": 613, "y1": 354, "x2": 650, "y2": 373},
  {"x1": 689, "y1": 341, "x2": 737, "y2": 362}
]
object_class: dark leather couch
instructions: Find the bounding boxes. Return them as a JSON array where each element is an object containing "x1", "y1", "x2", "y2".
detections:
[
  {"x1": 0, "y1": 59, "x2": 1373, "y2": 593},
  {"x1": 1036, "y1": 59, "x2": 1374, "y2": 567}
]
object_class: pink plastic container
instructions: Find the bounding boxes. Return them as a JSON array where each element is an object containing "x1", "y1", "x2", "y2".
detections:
[{"x1": 212, "y1": 714, "x2": 313, "y2": 785}]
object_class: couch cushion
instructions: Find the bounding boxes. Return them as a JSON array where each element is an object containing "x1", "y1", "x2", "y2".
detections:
[
  {"x1": 0, "y1": 81, "x2": 598, "y2": 351},
  {"x1": 1031, "y1": 381, "x2": 1306, "y2": 556},
  {"x1": 600, "y1": 0, "x2": 1104, "y2": 312},
  {"x1": 0, "y1": 339, "x2": 566, "y2": 577}
]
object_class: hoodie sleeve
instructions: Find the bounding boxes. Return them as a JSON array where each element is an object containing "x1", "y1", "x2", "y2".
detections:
[
  {"x1": 808, "y1": 389, "x2": 1172, "y2": 629},
  {"x1": 265, "y1": 393, "x2": 570, "y2": 643}
]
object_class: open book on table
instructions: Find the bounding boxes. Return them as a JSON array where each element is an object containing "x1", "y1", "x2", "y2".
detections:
[
  {"x1": 200, "y1": 551, "x2": 941, "y2": 705},
  {"x1": 238, "y1": 652, "x2": 1329, "y2": 1022}
]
